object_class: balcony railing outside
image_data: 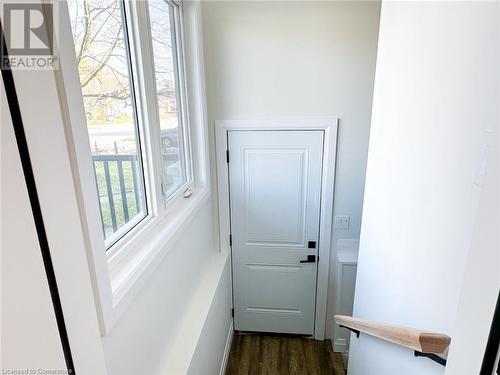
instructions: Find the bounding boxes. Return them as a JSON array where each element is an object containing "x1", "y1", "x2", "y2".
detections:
[
  {"x1": 92, "y1": 151, "x2": 180, "y2": 239},
  {"x1": 92, "y1": 154, "x2": 142, "y2": 238}
]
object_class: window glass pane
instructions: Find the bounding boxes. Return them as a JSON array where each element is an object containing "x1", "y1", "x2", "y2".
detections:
[
  {"x1": 68, "y1": 0, "x2": 147, "y2": 244},
  {"x1": 148, "y1": 0, "x2": 189, "y2": 196}
]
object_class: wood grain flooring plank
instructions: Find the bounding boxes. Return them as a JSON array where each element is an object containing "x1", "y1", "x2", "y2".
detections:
[
  {"x1": 302, "y1": 339, "x2": 321, "y2": 375},
  {"x1": 226, "y1": 335, "x2": 241, "y2": 374},
  {"x1": 288, "y1": 337, "x2": 306, "y2": 375},
  {"x1": 278, "y1": 336, "x2": 289, "y2": 374},
  {"x1": 249, "y1": 335, "x2": 264, "y2": 375},
  {"x1": 225, "y1": 333, "x2": 346, "y2": 375}
]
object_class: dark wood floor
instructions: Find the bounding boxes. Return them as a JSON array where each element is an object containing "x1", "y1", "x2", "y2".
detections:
[{"x1": 225, "y1": 333, "x2": 346, "y2": 375}]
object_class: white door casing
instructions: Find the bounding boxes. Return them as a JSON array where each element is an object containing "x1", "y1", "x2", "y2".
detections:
[
  {"x1": 215, "y1": 119, "x2": 338, "y2": 339},
  {"x1": 229, "y1": 130, "x2": 323, "y2": 334}
]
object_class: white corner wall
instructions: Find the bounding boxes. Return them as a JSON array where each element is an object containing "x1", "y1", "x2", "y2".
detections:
[
  {"x1": 1, "y1": 77, "x2": 66, "y2": 371},
  {"x1": 445, "y1": 114, "x2": 499, "y2": 374},
  {"x1": 102, "y1": 202, "x2": 219, "y2": 374},
  {"x1": 349, "y1": 2, "x2": 499, "y2": 374},
  {"x1": 100, "y1": 2, "x2": 233, "y2": 372},
  {"x1": 201, "y1": 0, "x2": 381, "y2": 339}
]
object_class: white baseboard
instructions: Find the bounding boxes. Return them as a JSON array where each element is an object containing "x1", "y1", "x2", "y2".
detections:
[
  {"x1": 333, "y1": 337, "x2": 349, "y2": 369},
  {"x1": 333, "y1": 338, "x2": 347, "y2": 352},
  {"x1": 219, "y1": 320, "x2": 234, "y2": 375}
]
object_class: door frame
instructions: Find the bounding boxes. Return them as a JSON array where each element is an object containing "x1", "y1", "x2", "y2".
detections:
[{"x1": 215, "y1": 118, "x2": 338, "y2": 340}]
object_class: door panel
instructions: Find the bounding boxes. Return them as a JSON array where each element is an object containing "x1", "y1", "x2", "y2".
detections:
[
  {"x1": 244, "y1": 147, "x2": 306, "y2": 246},
  {"x1": 229, "y1": 130, "x2": 324, "y2": 334}
]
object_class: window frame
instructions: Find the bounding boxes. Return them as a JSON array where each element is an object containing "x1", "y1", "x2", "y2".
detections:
[
  {"x1": 146, "y1": 0, "x2": 194, "y2": 205},
  {"x1": 58, "y1": 0, "x2": 210, "y2": 334},
  {"x1": 99, "y1": 0, "x2": 151, "y2": 250},
  {"x1": 97, "y1": 0, "x2": 194, "y2": 256}
]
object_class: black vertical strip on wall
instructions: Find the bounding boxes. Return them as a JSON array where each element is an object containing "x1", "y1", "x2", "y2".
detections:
[
  {"x1": 0, "y1": 22, "x2": 76, "y2": 374},
  {"x1": 481, "y1": 291, "x2": 500, "y2": 375}
]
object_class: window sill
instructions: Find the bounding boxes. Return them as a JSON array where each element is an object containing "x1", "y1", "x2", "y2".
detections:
[
  {"x1": 161, "y1": 251, "x2": 229, "y2": 374},
  {"x1": 107, "y1": 186, "x2": 210, "y2": 324}
]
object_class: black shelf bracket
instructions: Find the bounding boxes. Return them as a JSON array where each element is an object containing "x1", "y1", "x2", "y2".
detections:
[
  {"x1": 414, "y1": 351, "x2": 447, "y2": 366},
  {"x1": 339, "y1": 325, "x2": 360, "y2": 338}
]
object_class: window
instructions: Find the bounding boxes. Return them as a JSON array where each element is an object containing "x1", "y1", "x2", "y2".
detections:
[
  {"x1": 68, "y1": 0, "x2": 192, "y2": 249},
  {"x1": 148, "y1": 0, "x2": 192, "y2": 197}
]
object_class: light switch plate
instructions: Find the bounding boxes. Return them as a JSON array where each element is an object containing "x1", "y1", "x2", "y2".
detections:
[{"x1": 334, "y1": 215, "x2": 350, "y2": 229}]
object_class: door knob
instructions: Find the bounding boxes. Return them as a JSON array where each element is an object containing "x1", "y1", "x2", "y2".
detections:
[{"x1": 300, "y1": 255, "x2": 316, "y2": 263}]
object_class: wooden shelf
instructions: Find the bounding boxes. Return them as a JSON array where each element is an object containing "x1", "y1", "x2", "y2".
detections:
[{"x1": 334, "y1": 315, "x2": 451, "y2": 354}]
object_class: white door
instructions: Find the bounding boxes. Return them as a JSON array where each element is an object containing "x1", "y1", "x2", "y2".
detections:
[{"x1": 229, "y1": 130, "x2": 324, "y2": 335}]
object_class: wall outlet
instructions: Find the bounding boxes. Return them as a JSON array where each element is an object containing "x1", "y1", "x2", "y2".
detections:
[{"x1": 334, "y1": 215, "x2": 350, "y2": 229}]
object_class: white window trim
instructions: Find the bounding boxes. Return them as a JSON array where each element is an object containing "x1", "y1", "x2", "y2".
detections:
[
  {"x1": 126, "y1": 0, "x2": 194, "y2": 213},
  {"x1": 56, "y1": 0, "x2": 210, "y2": 334}
]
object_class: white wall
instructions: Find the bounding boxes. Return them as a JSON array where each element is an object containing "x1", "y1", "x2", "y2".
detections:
[
  {"x1": 349, "y1": 2, "x2": 500, "y2": 374},
  {"x1": 201, "y1": 0, "x2": 381, "y2": 339},
  {"x1": 445, "y1": 106, "x2": 499, "y2": 373},
  {"x1": 102, "y1": 202, "x2": 231, "y2": 374},
  {"x1": 4, "y1": 20, "x2": 108, "y2": 370},
  {"x1": 1, "y1": 77, "x2": 66, "y2": 371}
]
